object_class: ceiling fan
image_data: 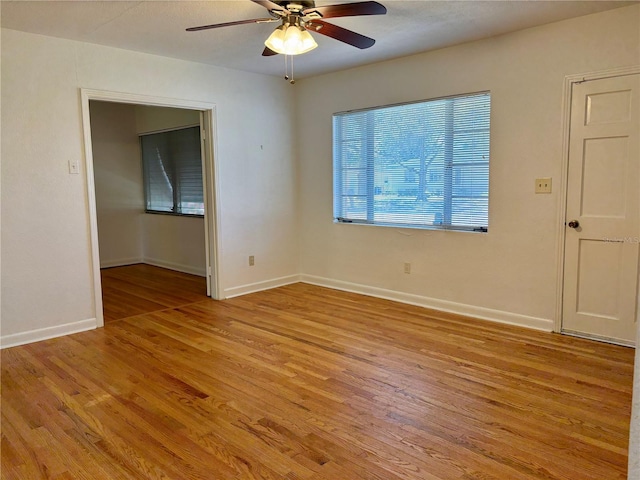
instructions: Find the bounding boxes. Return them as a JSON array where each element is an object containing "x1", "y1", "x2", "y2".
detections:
[{"x1": 186, "y1": 0, "x2": 387, "y2": 57}]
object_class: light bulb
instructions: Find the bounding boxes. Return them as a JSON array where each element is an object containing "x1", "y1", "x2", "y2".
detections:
[
  {"x1": 265, "y1": 24, "x2": 317, "y2": 55},
  {"x1": 298, "y1": 29, "x2": 317, "y2": 54},
  {"x1": 264, "y1": 25, "x2": 286, "y2": 53}
]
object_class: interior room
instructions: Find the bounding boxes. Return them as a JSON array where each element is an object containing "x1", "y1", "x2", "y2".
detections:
[
  {"x1": 90, "y1": 100, "x2": 211, "y2": 320},
  {"x1": 1, "y1": 1, "x2": 639, "y2": 478}
]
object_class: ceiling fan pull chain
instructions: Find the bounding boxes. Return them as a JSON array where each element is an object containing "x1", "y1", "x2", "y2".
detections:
[
  {"x1": 290, "y1": 55, "x2": 295, "y2": 84},
  {"x1": 283, "y1": 54, "x2": 295, "y2": 84},
  {"x1": 284, "y1": 53, "x2": 289, "y2": 80}
]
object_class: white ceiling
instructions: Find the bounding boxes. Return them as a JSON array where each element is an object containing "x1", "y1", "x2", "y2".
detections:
[{"x1": 1, "y1": 0, "x2": 635, "y2": 78}]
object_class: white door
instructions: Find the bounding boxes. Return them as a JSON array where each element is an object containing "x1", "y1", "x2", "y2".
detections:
[{"x1": 562, "y1": 73, "x2": 640, "y2": 345}]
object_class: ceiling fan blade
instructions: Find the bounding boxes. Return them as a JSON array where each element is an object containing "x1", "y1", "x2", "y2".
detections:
[
  {"x1": 303, "y1": 1, "x2": 386, "y2": 18},
  {"x1": 250, "y1": 0, "x2": 289, "y2": 14},
  {"x1": 186, "y1": 18, "x2": 274, "y2": 32},
  {"x1": 307, "y1": 20, "x2": 376, "y2": 49},
  {"x1": 262, "y1": 46, "x2": 278, "y2": 56}
]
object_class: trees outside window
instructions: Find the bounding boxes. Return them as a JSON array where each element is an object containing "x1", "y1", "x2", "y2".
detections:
[{"x1": 333, "y1": 92, "x2": 490, "y2": 231}]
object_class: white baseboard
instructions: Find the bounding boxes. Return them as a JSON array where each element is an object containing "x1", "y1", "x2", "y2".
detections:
[
  {"x1": 143, "y1": 257, "x2": 206, "y2": 277},
  {"x1": 300, "y1": 274, "x2": 554, "y2": 332},
  {"x1": 224, "y1": 274, "x2": 301, "y2": 299},
  {"x1": 1, "y1": 318, "x2": 98, "y2": 349},
  {"x1": 100, "y1": 257, "x2": 143, "y2": 269},
  {"x1": 0, "y1": 275, "x2": 551, "y2": 349}
]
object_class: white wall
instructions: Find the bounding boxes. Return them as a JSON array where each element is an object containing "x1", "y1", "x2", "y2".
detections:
[
  {"x1": 0, "y1": 28, "x2": 298, "y2": 343},
  {"x1": 90, "y1": 101, "x2": 144, "y2": 267},
  {"x1": 295, "y1": 5, "x2": 640, "y2": 330},
  {"x1": 135, "y1": 105, "x2": 200, "y2": 133},
  {"x1": 141, "y1": 214, "x2": 206, "y2": 276}
]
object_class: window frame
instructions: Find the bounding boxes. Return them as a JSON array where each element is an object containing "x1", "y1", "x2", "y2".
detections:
[
  {"x1": 332, "y1": 91, "x2": 491, "y2": 233},
  {"x1": 140, "y1": 124, "x2": 205, "y2": 218}
]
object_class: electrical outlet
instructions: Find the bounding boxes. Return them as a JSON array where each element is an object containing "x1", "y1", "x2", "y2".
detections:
[
  {"x1": 535, "y1": 177, "x2": 552, "y2": 194},
  {"x1": 249, "y1": 255, "x2": 255, "y2": 266},
  {"x1": 404, "y1": 262, "x2": 411, "y2": 274}
]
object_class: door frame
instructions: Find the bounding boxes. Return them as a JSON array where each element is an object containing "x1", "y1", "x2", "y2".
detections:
[
  {"x1": 80, "y1": 89, "x2": 224, "y2": 328},
  {"x1": 555, "y1": 65, "x2": 640, "y2": 337}
]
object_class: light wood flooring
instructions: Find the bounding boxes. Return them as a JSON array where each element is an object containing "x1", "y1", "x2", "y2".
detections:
[
  {"x1": 100, "y1": 264, "x2": 208, "y2": 322},
  {"x1": 1, "y1": 266, "x2": 635, "y2": 479}
]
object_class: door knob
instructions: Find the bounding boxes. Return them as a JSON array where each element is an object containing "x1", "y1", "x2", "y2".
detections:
[{"x1": 567, "y1": 220, "x2": 580, "y2": 229}]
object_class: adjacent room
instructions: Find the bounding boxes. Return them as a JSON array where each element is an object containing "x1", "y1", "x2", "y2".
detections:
[
  {"x1": 90, "y1": 101, "x2": 211, "y2": 320},
  {"x1": 1, "y1": 1, "x2": 639, "y2": 479}
]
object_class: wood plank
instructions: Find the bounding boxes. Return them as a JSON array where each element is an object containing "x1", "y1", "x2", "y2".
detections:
[{"x1": 1, "y1": 275, "x2": 634, "y2": 479}]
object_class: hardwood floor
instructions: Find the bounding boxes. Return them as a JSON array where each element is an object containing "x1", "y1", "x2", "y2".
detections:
[
  {"x1": 100, "y1": 264, "x2": 208, "y2": 322},
  {"x1": 1, "y1": 275, "x2": 634, "y2": 479}
]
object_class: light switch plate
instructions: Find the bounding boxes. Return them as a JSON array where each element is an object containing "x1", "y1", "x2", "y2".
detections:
[
  {"x1": 69, "y1": 159, "x2": 80, "y2": 175},
  {"x1": 535, "y1": 177, "x2": 552, "y2": 194}
]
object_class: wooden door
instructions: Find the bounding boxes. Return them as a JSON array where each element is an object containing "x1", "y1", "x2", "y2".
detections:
[{"x1": 562, "y1": 73, "x2": 639, "y2": 345}]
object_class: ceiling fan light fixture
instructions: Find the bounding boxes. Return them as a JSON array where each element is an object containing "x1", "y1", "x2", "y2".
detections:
[
  {"x1": 264, "y1": 25, "x2": 286, "y2": 52},
  {"x1": 265, "y1": 24, "x2": 317, "y2": 55},
  {"x1": 294, "y1": 27, "x2": 318, "y2": 54}
]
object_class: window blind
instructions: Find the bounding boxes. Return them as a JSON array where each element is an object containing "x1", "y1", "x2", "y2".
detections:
[
  {"x1": 141, "y1": 126, "x2": 204, "y2": 216},
  {"x1": 333, "y1": 92, "x2": 490, "y2": 231}
]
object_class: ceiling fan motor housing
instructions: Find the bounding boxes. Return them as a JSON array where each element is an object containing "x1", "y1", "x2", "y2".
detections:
[{"x1": 273, "y1": 1, "x2": 316, "y2": 10}]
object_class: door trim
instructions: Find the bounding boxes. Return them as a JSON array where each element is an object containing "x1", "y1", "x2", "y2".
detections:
[
  {"x1": 555, "y1": 66, "x2": 640, "y2": 334},
  {"x1": 79, "y1": 89, "x2": 224, "y2": 328}
]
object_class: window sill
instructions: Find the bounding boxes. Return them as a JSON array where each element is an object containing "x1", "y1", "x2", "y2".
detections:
[
  {"x1": 145, "y1": 210, "x2": 204, "y2": 219},
  {"x1": 333, "y1": 218, "x2": 488, "y2": 233}
]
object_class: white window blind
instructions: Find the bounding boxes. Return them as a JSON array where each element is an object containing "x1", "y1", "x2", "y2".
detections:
[
  {"x1": 141, "y1": 126, "x2": 204, "y2": 216},
  {"x1": 333, "y1": 92, "x2": 490, "y2": 232}
]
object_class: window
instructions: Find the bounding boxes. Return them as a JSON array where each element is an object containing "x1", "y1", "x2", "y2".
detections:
[
  {"x1": 141, "y1": 126, "x2": 204, "y2": 216},
  {"x1": 333, "y1": 92, "x2": 490, "y2": 232}
]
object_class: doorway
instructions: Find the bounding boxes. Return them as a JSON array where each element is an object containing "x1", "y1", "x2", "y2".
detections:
[
  {"x1": 80, "y1": 89, "x2": 222, "y2": 327},
  {"x1": 561, "y1": 71, "x2": 640, "y2": 345}
]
